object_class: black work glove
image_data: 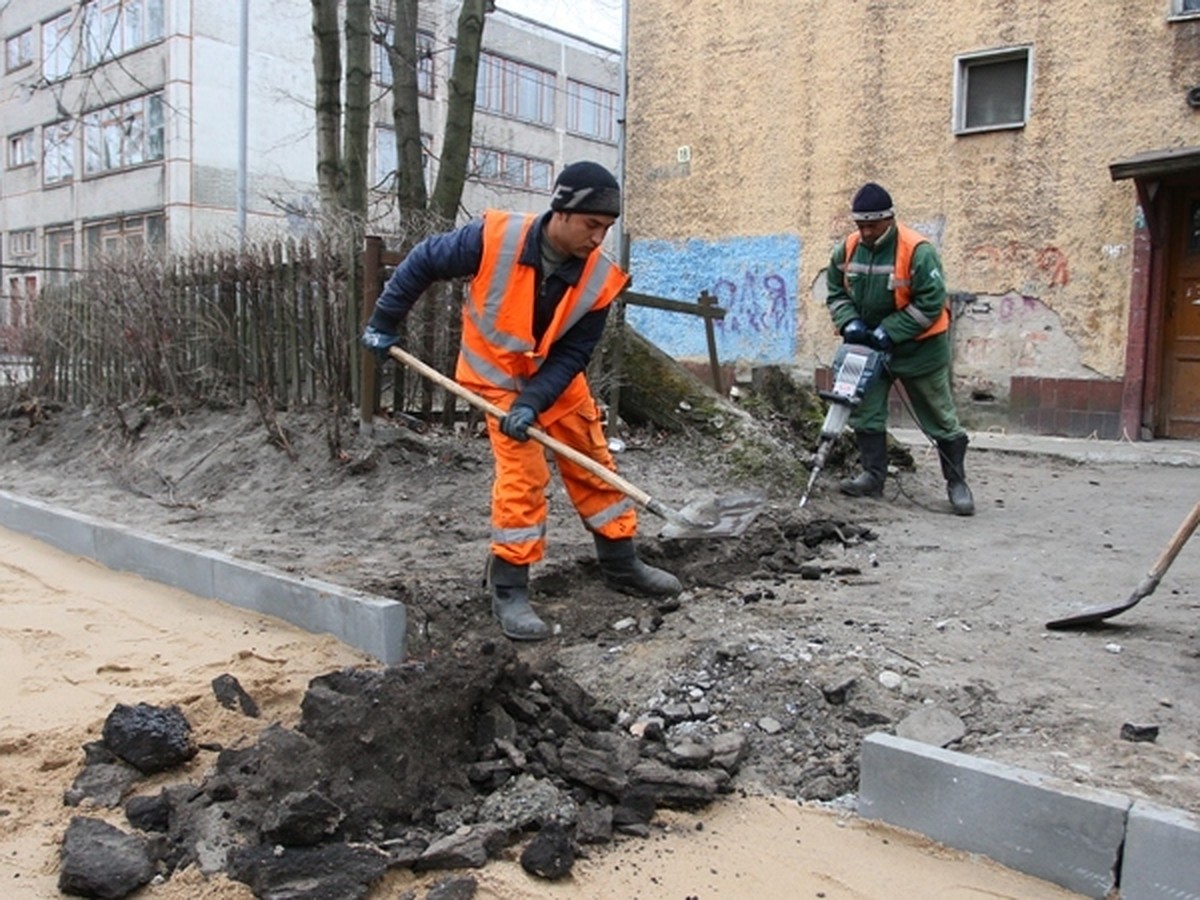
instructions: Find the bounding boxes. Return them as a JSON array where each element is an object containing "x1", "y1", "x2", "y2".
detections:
[
  {"x1": 360, "y1": 324, "x2": 402, "y2": 365},
  {"x1": 840, "y1": 318, "x2": 870, "y2": 345},
  {"x1": 499, "y1": 404, "x2": 537, "y2": 442},
  {"x1": 869, "y1": 324, "x2": 894, "y2": 352}
]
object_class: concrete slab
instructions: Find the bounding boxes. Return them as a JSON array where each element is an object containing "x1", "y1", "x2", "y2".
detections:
[
  {"x1": 0, "y1": 489, "x2": 406, "y2": 665},
  {"x1": 859, "y1": 732, "x2": 1128, "y2": 897},
  {"x1": 1122, "y1": 801, "x2": 1200, "y2": 900}
]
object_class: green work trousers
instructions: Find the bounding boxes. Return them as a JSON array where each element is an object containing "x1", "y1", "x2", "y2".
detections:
[{"x1": 849, "y1": 364, "x2": 964, "y2": 441}]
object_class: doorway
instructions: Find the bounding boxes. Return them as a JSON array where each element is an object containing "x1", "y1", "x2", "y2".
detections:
[{"x1": 1163, "y1": 186, "x2": 1200, "y2": 437}]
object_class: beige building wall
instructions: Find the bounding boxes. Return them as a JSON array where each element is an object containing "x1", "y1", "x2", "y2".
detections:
[{"x1": 624, "y1": 1, "x2": 1200, "y2": 418}]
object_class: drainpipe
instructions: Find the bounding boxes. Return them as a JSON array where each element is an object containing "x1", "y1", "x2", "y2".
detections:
[{"x1": 236, "y1": 0, "x2": 249, "y2": 249}]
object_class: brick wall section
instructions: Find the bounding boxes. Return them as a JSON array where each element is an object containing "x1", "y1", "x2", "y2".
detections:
[
  {"x1": 812, "y1": 369, "x2": 1123, "y2": 438},
  {"x1": 1009, "y1": 377, "x2": 1123, "y2": 439}
]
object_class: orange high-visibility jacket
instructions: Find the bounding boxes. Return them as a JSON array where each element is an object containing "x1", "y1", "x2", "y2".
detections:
[
  {"x1": 456, "y1": 210, "x2": 630, "y2": 425},
  {"x1": 843, "y1": 223, "x2": 949, "y2": 339}
]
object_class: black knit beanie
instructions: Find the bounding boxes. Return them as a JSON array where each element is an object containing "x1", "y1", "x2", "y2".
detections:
[
  {"x1": 550, "y1": 161, "x2": 621, "y2": 218},
  {"x1": 850, "y1": 182, "x2": 895, "y2": 222}
]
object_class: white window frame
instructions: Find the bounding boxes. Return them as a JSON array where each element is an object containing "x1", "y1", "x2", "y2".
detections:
[
  {"x1": 42, "y1": 11, "x2": 75, "y2": 81},
  {"x1": 470, "y1": 146, "x2": 554, "y2": 192},
  {"x1": 83, "y1": 0, "x2": 164, "y2": 67},
  {"x1": 45, "y1": 226, "x2": 76, "y2": 286},
  {"x1": 376, "y1": 24, "x2": 434, "y2": 97},
  {"x1": 566, "y1": 78, "x2": 620, "y2": 144},
  {"x1": 373, "y1": 125, "x2": 432, "y2": 190},
  {"x1": 953, "y1": 45, "x2": 1033, "y2": 135},
  {"x1": 43, "y1": 119, "x2": 76, "y2": 185},
  {"x1": 84, "y1": 212, "x2": 164, "y2": 260},
  {"x1": 475, "y1": 51, "x2": 555, "y2": 127},
  {"x1": 1169, "y1": 0, "x2": 1200, "y2": 20},
  {"x1": 8, "y1": 229, "x2": 37, "y2": 257},
  {"x1": 7, "y1": 130, "x2": 35, "y2": 168},
  {"x1": 83, "y1": 92, "x2": 164, "y2": 175},
  {"x1": 5, "y1": 28, "x2": 33, "y2": 72}
]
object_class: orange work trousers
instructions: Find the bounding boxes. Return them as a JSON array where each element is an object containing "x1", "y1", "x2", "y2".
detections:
[{"x1": 479, "y1": 388, "x2": 638, "y2": 567}]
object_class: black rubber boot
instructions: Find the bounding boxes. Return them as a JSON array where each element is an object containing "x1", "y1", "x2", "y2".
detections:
[
  {"x1": 484, "y1": 554, "x2": 551, "y2": 641},
  {"x1": 937, "y1": 434, "x2": 975, "y2": 517},
  {"x1": 593, "y1": 535, "x2": 682, "y2": 597},
  {"x1": 839, "y1": 431, "x2": 888, "y2": 498}
]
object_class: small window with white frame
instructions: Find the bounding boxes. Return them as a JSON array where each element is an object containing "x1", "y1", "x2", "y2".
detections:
[
  {"x1": 5, "y1": 28, "x2": 33, "y2": 72},
  {"x1": 8, "y1": 229, "x2": 37, "y2": 257},
  {"x1": 954, "y1": 45, "x2": 1033, "y2": 134},
  {"x1": 1170, "y1": 0, "x2": 1200, "y2": 19},
  {"x1": 7, "y1": 130, "x2": 35, "y2": 168}
]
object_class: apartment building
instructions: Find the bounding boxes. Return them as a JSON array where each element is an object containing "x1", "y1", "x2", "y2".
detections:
[{"x1": 0, "y1": 0, "x2": 621, "y2": 335}]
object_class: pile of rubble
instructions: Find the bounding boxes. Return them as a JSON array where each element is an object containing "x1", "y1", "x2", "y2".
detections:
[{"x1": 57, "y1": 641, "x2": 749, "y2": 899}]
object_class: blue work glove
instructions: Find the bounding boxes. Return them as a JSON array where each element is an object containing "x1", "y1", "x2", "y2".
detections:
[
  {"x1": 840, "y1": 318, "x2": 870, "y2": 345},
  {"x1": 499, "y1": 404, "x2": 537, "y2": 442},
  {"x1": 360, "y1": 324, "x2": 401, "y2": 365},
  {"x1": 869, "y1": 324, "x2": 894, "y2": 352}
]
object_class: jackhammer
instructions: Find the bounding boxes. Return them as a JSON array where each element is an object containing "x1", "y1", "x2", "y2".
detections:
[{"x1": 799, "y1": 343, "x2": 889, "y2": 508}]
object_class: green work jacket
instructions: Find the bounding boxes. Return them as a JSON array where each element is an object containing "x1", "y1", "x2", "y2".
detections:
[{"x1": 825, "y1": 224, "x2": 950, "y2": 378}]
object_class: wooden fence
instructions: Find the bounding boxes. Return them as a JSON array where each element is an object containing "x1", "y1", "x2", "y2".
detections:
[
  {"x1": 26, "y1": 235, "x2": 459, "y2": 414},
  {"x1": 23, "y1": 233, "x2": 724, "y2": 427}
]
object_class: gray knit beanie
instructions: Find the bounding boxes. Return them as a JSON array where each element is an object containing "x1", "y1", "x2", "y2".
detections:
[{"x1": 550, "y1": 161, "x2": 621, "y2": 218}]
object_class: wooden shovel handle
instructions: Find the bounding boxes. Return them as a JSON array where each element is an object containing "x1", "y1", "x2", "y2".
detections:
[
  {"x1": 1148, "y1": 497, "x2": 1200, "y2": 580},
  {"x1": 387, "y1": 346, "x2": 657, "y2": 510}
]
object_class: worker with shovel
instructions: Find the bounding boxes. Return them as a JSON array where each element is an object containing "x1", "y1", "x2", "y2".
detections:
[
  {"x1": 361, "y1": 161, "x2": 682, "y2": 641},
  {"x1": 825, "y1": 182, "x2": 974, "y2": 516}
]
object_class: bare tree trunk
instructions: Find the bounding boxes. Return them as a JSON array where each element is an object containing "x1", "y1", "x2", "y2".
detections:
[
  {"x1": 342, "y1": 0, "x2": 372, "y2": 220},
  {"x1": 311, "y1": 0, "x2": 344, "y2": 216},
  {"x1": 389, "y1": 0, "x2": 429, "y2": 211},
  {"x1": 429, "y1": 0, "x2": 490, "y2": 224}
]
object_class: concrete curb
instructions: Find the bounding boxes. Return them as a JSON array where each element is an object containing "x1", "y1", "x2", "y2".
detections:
[
  {"x1": 891, "y1": 428, "x2": 1200, "y2": 468},
  {"x1": 0, "y1": 490, "x2": 406, "y2": 665},
  {"x1": 859, "y1": 732, "x2": 1200, "y2": 898}
]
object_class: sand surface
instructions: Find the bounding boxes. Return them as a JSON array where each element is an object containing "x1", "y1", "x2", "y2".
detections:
[{"x1": 0, "y1": 525, "x2": 1083, "y2": 899}]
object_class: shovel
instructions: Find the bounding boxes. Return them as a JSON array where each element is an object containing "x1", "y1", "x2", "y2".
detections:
[
  {"x1": 1045, "y1": 497, "x2": 1200, "y2": 629},
  {"x1": 385, "y1": 346, "x2": 764, "y2": 539}
]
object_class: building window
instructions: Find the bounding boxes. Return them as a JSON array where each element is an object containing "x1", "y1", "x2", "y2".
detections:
[
  {"x1": 7, "y1": 130, "x2": 35, "y2": 168},
  {"x1": 954, "y1": 46, "x2": 1032, "y2": 134},
  {"x1": 1170, "y1": 0, "x2": 1200, "y2": 18},
  {"x1": 5, "y1": 28, "x2": 33, "y2": 72},
  {"x1": 84, "y1": 214, "x2": 164, "y2": 262},
  {"x1": 84, "y1": 0, "x2": 165, "y2": 66},
  {"x1": 8, "y1": 229, "x2": 37, "y2": 257},
  {"x1": 3, "y1": 274, "x2": 38, "y2": 332},
  {"x1": 470, "y1": 146, "x2": 553, "y2": 191},
  {"x1": 374, "y1": 126, "x2": 432, "y2": 189},
  {"x1": 376, "y1": 25, "x2": 434, "y2": 97},
  {"x1": 476, "y1": 51, "x2": 555, "y2": 127},
  {"x1": 43, "y1": 11, "x2": 75, "y2": 81},
  {"x1": 46, "y1": 227, "x2": 76, "y2": 286},
  {"x1": 83, "y1": 93, "x2": 164, "y2": 175},
  {"x1": 43, "y1": 120, "x2": 76, "y2": 185},
  {"x1": 567, "y1": 79, "x2": 619, "y2": 143}
]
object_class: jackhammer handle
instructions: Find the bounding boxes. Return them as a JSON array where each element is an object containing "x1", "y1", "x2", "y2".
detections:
[{"x1": 387, "y1": 346, "x2": 658, "y2": 510}]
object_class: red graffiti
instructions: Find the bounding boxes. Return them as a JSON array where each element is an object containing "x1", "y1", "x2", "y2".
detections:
[{"x1": 967, "y1": 242, "x2": 1070, "y2": 289}]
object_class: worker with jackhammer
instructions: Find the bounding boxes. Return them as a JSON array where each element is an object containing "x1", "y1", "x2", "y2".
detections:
[
  {"x1": 361, "y1": 161, "x2": 682, "y2": 641},
  {"x1": 825, "y1": 182, "x2": 975, "y2": 516}
]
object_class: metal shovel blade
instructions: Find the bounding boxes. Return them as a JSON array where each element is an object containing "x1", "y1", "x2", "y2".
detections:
[
  {"x1": 1045, "y1": 497, "x2": 1200, "y2": 630},
  {"x1": 658, "y1": 492, "x2": 766, "y2": 540}
]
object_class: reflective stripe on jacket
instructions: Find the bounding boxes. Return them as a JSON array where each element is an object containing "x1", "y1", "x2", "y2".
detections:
[
  {"x1": 455, "y1": 210, "x2": 629, "y2": 425},
  {"x1": 842, "y1": 223, "x2": 949, "y2": 339}
]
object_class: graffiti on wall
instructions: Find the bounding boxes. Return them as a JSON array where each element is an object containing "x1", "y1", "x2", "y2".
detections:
[
  {"x1": 955, "y1": 291, "x2": 1087, "y2": 375},
  {"x1": 965, "y1": 241, "x2": 1070, "y2": 293},
  {"x1": 627, "y1": 234, "x2": 801, "y2": 364}
]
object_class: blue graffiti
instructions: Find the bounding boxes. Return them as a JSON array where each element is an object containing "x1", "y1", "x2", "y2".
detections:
[{"x1": 627, "y1": 234, "x2": 800, "y2": 364}]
